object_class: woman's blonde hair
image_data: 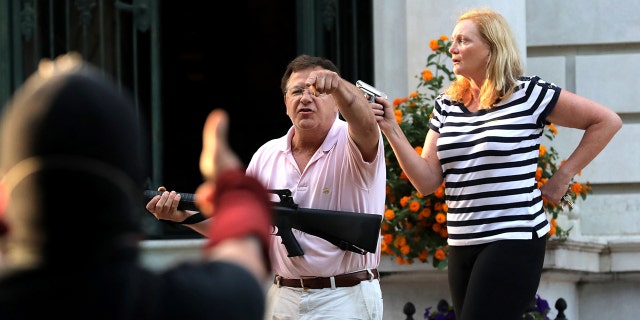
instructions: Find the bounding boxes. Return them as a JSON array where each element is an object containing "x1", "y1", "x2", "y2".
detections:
[{"x1": 445, "y1": 9, "x2": 523, "y2": 109}]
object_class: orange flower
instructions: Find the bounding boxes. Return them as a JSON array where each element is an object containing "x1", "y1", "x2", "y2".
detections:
[
  {"x1": 409, "y1": 200, "x2": 421, "y2": 212},
  {"x1": 418, "y1": 249, "x2": 428, "y2": 261},
  {"x1": 419, "y1": 207, "x2": 432, "y2": 219},
  {"x1": 422, "y1": 69, "x2": 433, "y2": 82},
  {"x1": 409, "y1": 91, "x2": 419, "y2": 98},
  {"x1": 399, "y1": 196, "x2": 410, "y2": 207},
  {"x1": 434, "y1": 249, "x2": 446, "y2": 260},
  {"x1": 434, "y1": 186, "x2": 444, "y2": 198},
  {"x1": 439, "y1": 228, "x2": 448, "y2": 238},
  {"x1": 399, "y1": 171, "x2": 408, "y2": 180},
  {"x1": 432, "y1": 223, "x2": 442, "y2": 232},
  {"x1": 400, "y1": 244, "x2": 411, "y2": 255},
  {"x1": 394, "y1": 235, "x2": 407, "y2": 247},
  {"x1": 535, "y1": 167, "x2": 543, "y2": 181},
  {"x1": 547, "y1": 123, "x2": 558, "y2": 135},
  {"x1": 414, "y1": 146, "x2": 423, "y2": 155},
  {"x1": 571, "y1": 182, "x2": 582, "y2": 194},
  {"x1": 429, "y1": 39, "x2": 440, "y2": 51},
  {"x1": 394, "y1": 109, "x2": 403, "y2": 124},
  {"x1": 539, "y1": 145, "x2": 547, "y2": 157},
  {"x1": 548, "y1": 225, "x2": 557, "y2": 236},
  {"x1": 384, "y1": 209, "x2": 396, "y2": 220},
  {"x1": 435, "y1": 213, "x2": 446, "y2": 224},
  {"x1": 439, "y1": 35, "x2": 449, "y2": 41}
]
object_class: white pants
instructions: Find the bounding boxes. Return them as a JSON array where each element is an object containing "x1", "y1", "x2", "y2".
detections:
[{"x1": 263, "y1": 278, "x2": 383, "y2": 320}]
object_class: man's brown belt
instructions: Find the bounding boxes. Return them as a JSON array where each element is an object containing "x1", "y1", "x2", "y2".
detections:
[{"x1": 274, "y1": 269, "x2": 379, "y2": 289}]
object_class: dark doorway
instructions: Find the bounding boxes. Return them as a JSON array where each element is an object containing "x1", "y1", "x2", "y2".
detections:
[{"x1": 159, "y1": 0, "x2": 296, "y2": 192}]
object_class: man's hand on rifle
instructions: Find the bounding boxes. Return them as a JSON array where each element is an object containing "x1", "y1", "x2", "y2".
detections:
[{"x1": 145, "y1": 186, "x2": 196, "y2": 223}]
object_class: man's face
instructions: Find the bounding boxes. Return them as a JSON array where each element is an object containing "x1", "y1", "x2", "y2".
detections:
[{"x1": 283, "y1": 67, "x2": 338, "y2": 132}]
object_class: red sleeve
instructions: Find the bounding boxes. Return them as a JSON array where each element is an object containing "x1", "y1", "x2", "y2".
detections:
[{"x1": 204, "y1": 169, "x2": 272, "y2": 271}]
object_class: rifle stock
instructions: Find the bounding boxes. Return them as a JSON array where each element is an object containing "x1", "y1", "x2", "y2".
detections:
[{"x1": 143, "y1": 189, "x2": 382, "y2": 257}]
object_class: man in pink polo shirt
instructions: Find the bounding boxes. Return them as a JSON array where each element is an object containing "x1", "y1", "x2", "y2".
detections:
[{"x1": 148, "y1": 54, "x2": 386, "y2": 320}]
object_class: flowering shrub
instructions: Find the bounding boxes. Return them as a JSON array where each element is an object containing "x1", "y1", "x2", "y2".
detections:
[
  {"x1": 379, "y1": 36, "x2": 592, "y2": 269},
  {"x1": 423, "y1": 294, "x2": 552, "y2": 320}
]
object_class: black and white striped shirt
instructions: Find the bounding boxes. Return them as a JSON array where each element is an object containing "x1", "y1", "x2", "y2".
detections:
[{"x1": 429, "y1": 76, "x2": 560, "y2": 246}]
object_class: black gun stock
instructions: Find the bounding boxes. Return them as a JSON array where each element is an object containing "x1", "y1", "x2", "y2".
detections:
[{"x1": 143, "y1": 189, "x2": 382, "y2": 257}]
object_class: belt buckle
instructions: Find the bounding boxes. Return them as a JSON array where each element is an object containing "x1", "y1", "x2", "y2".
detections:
[{"x1": 275, "y1": 275, "x2": 282, "y2": 288}]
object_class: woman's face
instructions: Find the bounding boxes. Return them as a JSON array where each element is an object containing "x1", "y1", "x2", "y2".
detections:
[{"x1": 449, "y1": 19, "x2": 491, "y2": 84}]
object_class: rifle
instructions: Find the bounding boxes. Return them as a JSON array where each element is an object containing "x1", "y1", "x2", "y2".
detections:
[{"x1": 143, "y1": 189, "x2": 382, "y2": 257}]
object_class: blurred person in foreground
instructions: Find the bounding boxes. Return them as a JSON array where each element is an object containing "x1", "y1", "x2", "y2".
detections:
[
  {"x1": 371, "y1": 8, "x2": 622, "y2": 320},
  {"x1": 0, "y1": 52, "x2": 272, "y2": 319},
  {"x1": 147, "y1": 54, "x2": 386, "y2": 319}
]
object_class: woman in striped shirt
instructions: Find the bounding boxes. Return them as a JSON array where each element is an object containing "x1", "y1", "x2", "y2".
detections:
[{"x1": 371, "y1": 8, "x2": 622, "y2": 320}]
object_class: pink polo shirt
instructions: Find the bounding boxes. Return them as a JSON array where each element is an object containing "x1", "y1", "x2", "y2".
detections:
[{"x1": 245, "y1": 118, "x2": 386, "y2": 279}]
